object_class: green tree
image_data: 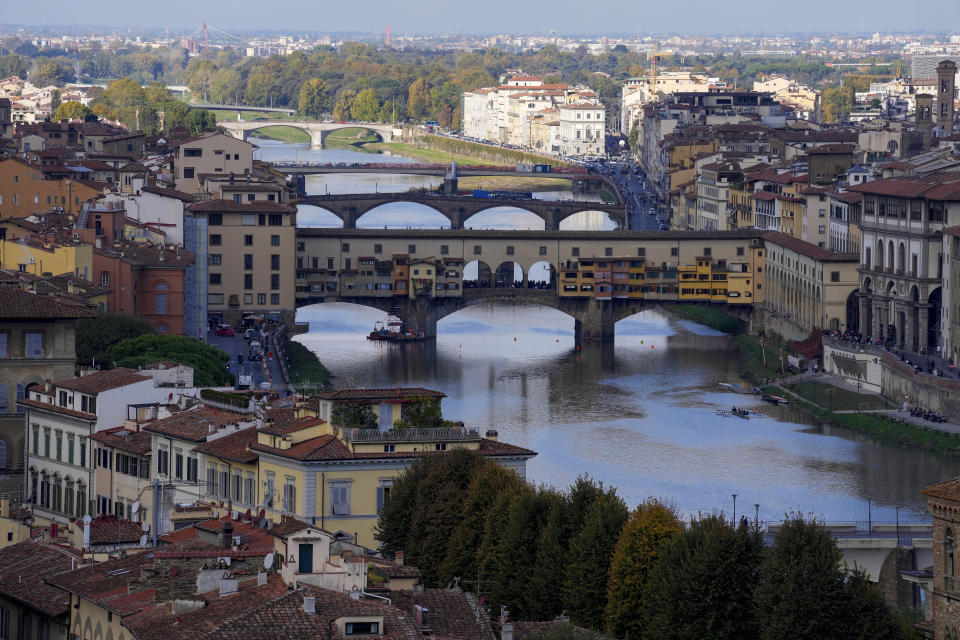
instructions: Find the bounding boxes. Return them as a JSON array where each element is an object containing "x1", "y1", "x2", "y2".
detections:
[
  {"x1": 101, "y1": 76, "x2": 146, "y2": 108},
  {"x1": 106, "y1": 333, "x2": 232, "y2": 386},
  {"x1": 641, "y1": 515, "x2": 763, "y2": 640},
  {"x1": 330, "y1": 404, "x2": 377, "y2": 429},
  {"x1": 49, "y1": 89, "x2": 61, "y2": 115},
  {"x1": 564, "y1": 491, "x2": 628, "y2": 630},
  {"x1": 332, "y1": 89, "x2": 356, "y2": 121},
  {"x1": 351, "y1": 88, "x2": 381, "y2": 122},
  {"x1": 145, "y1": 81, "x2": 172, "y2": 103},
  {"x1": 526, "y1": 499, "x2": 572, "y2": 620},
  {"x1": 245, "y1": 72, "x2": 278, "y2": 107},
  {"x1": 407, "y1": 77, "x2": 431, "y2": 121},
  {"x1": 393, "y1": 398, "x2": 453, "y2": 429},
  {"x1": 821, "y1": 86, "x2": 852, "y2": 123},
  {"x1": 183, "y1": 108, "x2": 218, "y2": 135},
  {"x1": 298, "y1": 78, "x2": 328, "y2": 118},
  {"x1": 604, "y1": 499, "x2": 684, "y2": 639},
  {"x1": 209, "y1": 68, "x2": 242, "y2": 104},
  {"x1": 54, "y1": 100, "x2": 94, "y2": 122},
  {"x1": 76, "y1": 313, "x2": 153, "y2": 366}
]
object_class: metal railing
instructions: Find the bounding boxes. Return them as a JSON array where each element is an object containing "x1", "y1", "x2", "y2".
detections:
[{"x1": 341, "y1": 426, "x2": 480, "y2": 443}]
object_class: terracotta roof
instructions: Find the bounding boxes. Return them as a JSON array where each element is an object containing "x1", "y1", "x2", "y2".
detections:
[
  {"x1": 86, "y1": 516, "x2": 145, "y2": 545},
  {"x1": 217, "y1": 183, "x2": 282, "y2": 192},
  {"x1": 193, "y1": 427, "x2": 259, "y2": 463},
  {"x1": 0, "y1": 541, "x2": 80, "y2": 617},
  {"x1": 141, "y1": 184, "x2": 195, "y2": 202},
  {"x1": 157, "y1": 515, "x2": 276, "y2": 554},
  {"x1": 0, "y1": 284, "x2": 96, "y2": 318},
  {"x1": 55, "y1": 367, "x2": 151, "y2": 394},
  {"x1": 266, "y1": 515, "x2": 326, "y2": 539},
  {"x1": 391, "y1": 590, "x2": 494, "y2": 640},
  {"x1": 185, "y1": 200, "x2": 295, "y2": 213},
  {"x1": 761, "y1": 231, "x2": 856, "y2": 262},
  {"x1": 511, "y1": 622, "x2": 600, "y2": 640},
  {"x1": 18, "y1": 397, "x2": 97, "y2": 420},
  {"x1": 46, "y1": 545, "x2": 159, "y2": 602},
  {"x1": 315, "y1": 387, "x2": 446, "y2": 403},
  {"x1": 94, "y1": 242, "x2": 194, "y2": 269},
  {"x1": 942, "y1": 226, "x2": 960, "y2": 238},
  {"x1": 254, "y1": 435, "x2": 534, "y2": 462},
  {"x1": 259, "y1": 414, "x2": 325, "y2": 436},
  {"x1": 848, "y1": 177, "x2": 960, "y2": 201},
  {"x1": 142, "y1": 406, "x2": 254, "y2": 443},
  {"x1": 923, "y1": 477, "x2": 960, "y2": 502},
  {"x1": 89, "y1": 427, "x2": 153, "y2": 455},
  {"x1": 356, "y1": 557, "x2": 421, "y2": 580}
]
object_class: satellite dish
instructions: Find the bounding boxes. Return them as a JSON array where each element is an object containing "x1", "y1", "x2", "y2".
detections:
[
  {"x1": 139, "y1": 535, "x2": 148, "y2": 548},
  {"x1": 264, "y1": 552, "x2": 274, "y2": 569}
]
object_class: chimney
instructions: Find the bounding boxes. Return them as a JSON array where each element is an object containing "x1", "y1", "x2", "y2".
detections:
[
  {"x1": 221, "y1": 521, "x2": 234, "y2": 549},
  {"x1": 394, "y1": 551, "x2": 404, "y2": 565},
  {"x1": 485, "y1": 430, "x2": 498, "y2": 442},
  {"x1": 303, "y1": 595, "x2": 316, "y2": 614}
]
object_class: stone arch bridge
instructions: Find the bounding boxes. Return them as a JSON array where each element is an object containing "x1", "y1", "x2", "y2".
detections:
[
  {"x1": 296, "y1": 193, "x2": 626, "y2": 230},
  {"x1": 219, "y1": 120, "x2": 394, "y2": 148}
]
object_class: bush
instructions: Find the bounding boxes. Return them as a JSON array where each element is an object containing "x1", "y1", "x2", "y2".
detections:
[{"x1": 107, "y1": 333, "x2": 232, "y2": 386}]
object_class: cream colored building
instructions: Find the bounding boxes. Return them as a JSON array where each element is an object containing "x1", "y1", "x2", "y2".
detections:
[
  {"x1": 173, "y1": 132, "x2": 256, "y2": 194},
  {"x1": 762, "y1": 231, "x2": 859, "y2": 334},
  {"x1": 186, "y1": 199, "x2": 297, "y2": 326}
]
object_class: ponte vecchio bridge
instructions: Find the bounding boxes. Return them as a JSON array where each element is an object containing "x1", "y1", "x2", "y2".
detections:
[{"x1": 295, "y1": 228, "x2": 767, "y2": 342}]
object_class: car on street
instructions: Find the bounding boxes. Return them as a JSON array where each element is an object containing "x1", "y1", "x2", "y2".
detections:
[{"x1": 215, "y1": 326, "x2": 235, "y2": 337}]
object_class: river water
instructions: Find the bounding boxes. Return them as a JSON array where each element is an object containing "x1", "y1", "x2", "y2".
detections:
[{"x1": 258, "y1": 138, "x2": 952, "y2": 524}]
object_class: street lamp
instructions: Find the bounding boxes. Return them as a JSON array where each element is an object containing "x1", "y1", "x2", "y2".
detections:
[
  {"x1": 754, "y1": 503, "x2": 760, "y2": 528},
  {"x1": 732, "y1": 494, "x2": 738, "y2": 524},
  {"x1": 895, "y1": 504, "x2": 900, "y2": 545},
  {"x1": 867, "y1": 496, "x2": 872, "y2": 534}
]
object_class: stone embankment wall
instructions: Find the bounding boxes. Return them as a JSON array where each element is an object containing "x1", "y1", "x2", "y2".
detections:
[
  {"x1": 881, "y1": 353, "x2": 960, "y2": 417},
  {"x1": 823, "y1": 341, "x2": 883, "y2": 393}
]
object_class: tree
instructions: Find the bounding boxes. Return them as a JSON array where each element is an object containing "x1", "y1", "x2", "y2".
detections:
[
  {"x1": 106, "y1": 333, "x2": 233, "y2": 386},
  {"x1": 393, "y1": 398, "x2": 453, "y2": 429},
  {"x1": 564, "y1": 491, "x2": 628, "y2": 630},
  {"x1": 209, "y1": 68, "x2": 242, "y2": 104},
  {"x1": 183, "y1": 108, "x2": 218, "y2": 136},
  {"x1": 54, "y1": 100, "x2": 94, "y2": 122},
  {"x1": 640, "y1": 515, "x2": 763, "y2": 640},
  {"x1": 298, "y1": 78, "x2": 328, "y2": 118},
  {"x1": 332, "y1": 89, "x2": 356, "y2": 121},
  {"x1": 145, "y1": 81, "x2": 172, "y2": 103},
  {"x1": 76, "y1": 313, "x2": 154, "y2": 366},
  {"x1": 821, "y1": 86, "x2": 852, "y2": 123},
  {"x1": 245, "y1": 72, "x2": 278, "y2": 107},
  {"x1": 351, "y1": 88, "x2": 381, "y2": 122},
  {"x1": 407, "y1": 77, "x2": 431, "y2": 121},
  {"x1": 49, "y1": 89, "x2": 61, "y2": 115},
  {"x1": 526, "y1": 499, "x2": 572, "y2": 620},
  {"x1": 102, "y1": 76, "x2": 146, "y2": 108},
  {"x1": 330, "y1": 404, "x2": 377, "y2": 429},
  {"x1": 604, "y1": 499, "x2": 684, "y2": 639}
]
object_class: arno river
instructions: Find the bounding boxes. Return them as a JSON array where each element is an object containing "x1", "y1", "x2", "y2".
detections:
[{"x1": 257, "y1": 138, "x2": 953, "y2": 524}]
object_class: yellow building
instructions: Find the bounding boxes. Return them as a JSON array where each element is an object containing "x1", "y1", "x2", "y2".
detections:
[
  {"x1": 0, "y1": 497, "x2": 33, "y2": 549},
  {"x1": 729, "y1": 182, "x2": 754, "y2": 228},
  {"x1": 252, "y1": 388, "x2": 535, "y2": 548},
  {"x1": 0, "y1": 232, "x2": 92, "y2": 279}
]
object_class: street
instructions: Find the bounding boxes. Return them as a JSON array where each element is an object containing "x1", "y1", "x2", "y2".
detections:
[
  {"x1": 207, "y1": 329, "x2": 286, "y2": 392},
  {"x1": 590, "y1": 157, "x2": 666, "y2": 231}
]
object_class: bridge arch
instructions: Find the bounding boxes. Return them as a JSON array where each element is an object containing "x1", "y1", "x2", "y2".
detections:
[
  {"x1": 222, "y1": 120, "x2": 394, "y2": 148},
  {"x1": 355, "y1": 202, "x2": 452, "y2": 229},
  {"x1": 462, "y1": 206, "x2": 546, "y2": 231},
  {"x1": 494, "y1": 261, "x2": 524, "y2": 287},
  {"x1": 464, "y1": 260, "x2": 493, "y2": 287}
]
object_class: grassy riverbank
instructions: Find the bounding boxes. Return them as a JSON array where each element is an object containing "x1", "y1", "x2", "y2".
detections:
[
  {"x1": 286, "y1": 339, "x2": 331, "y2": 389},
  {"x1": 665, "y1": 305, "x2": 740, "y2": 333},
  {"x1": 324, "y1": 127, "x2": 382, "y2": 147}
]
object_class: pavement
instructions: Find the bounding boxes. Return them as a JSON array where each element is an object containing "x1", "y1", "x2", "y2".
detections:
[
  {"x1": 207, "y1": 328, "x2": 286, "y2": 392},
  {"x1": 601, "y1": 160, "x2": 665, "y2": 231}
]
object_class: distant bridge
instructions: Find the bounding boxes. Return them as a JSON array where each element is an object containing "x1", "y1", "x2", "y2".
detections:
[
  {"x1": 220, "y1": 120, "x2": 395, "y2": 147},
  {"x1": 198, "y1": 103, "x2": 298, "y2": 115},
  {"x1": 296, "y1": 192, "x2": 625, "y2": 230}
]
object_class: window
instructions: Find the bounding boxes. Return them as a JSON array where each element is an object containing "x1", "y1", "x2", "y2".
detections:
[
  {"x1": 268, "y1": 214, "x2": 282, "y2": 225},
  {"x1": 209, "y1": 273, "x2": 222, "y2": 285},
  {"x1": 377, "y1": 480, "x2": 393, "y2": 514},
  {"x1": 233, "y1": 474, "x2": 242, "y2": 503},
  {"x1": 374, "y1": 244, "x2": 383, "y2": 254},
  {"x1": 155, "y1": 293, "x2": 168, "y2": 315},
  {"x1": 283, "y1": 479, "x2": 296, "y2": 512},
  {"x1": 183, "y1": 148, "x2": 202, "y2": 157},
  {"x1": 946, "y1": 528, "x2": 956, "y2": 588},
  {"x1": 183, "y1": 167, "x2": 195, "y2": 179},
  {"x1": 257, "y1": 293, "x2": 266, "y2": 304},
  {"x1": 271, "y1": 274, "x2": 279, "y2": 290},
  {"x1": 55, "y1": 431, "x2": 62, "y2": 460},
  {"x1": 671, "y1": 247, "x2": 678, "y2": 257},
  {"x1": 244, "y1": 254, "x2": 254, "y2": 269},
  {"x1": 209, "y1": 254, "x2": 222, "y2": 266},
  {"x1": 346, "y1": 622, "x2": 379, "y2": 635},
  {"x1": 175, "y1": 450, "x2": 183, "y2": 479},
  {"x1": 540, "y1": 246, "x2": 548, "y2": 256},
  {"x1": 220, "y1": 470, "x2": 229, "y2": 499},
  {"x1": 572, "y1": 247, "x2": 580, "y2": 257},
  {"x1": 80, "y1": 439, "x2": 86, "y2": 467},
  {"x1": 233, "y1": 194, "x2": 242, "y2": 204},
  {"x1": 473, "y1": 245, "x2": 481, "y2": 255},
  {"x1": 244, "y1": 235, "x2": 253, "y2": 246},
  {"x1": 209, "y1": 234, "x2": 222, "y2": 246},
  {"x1": 818, "y1": 226, "x2": 826, "y2": 234},
  {"x1": 506, "y1": 246, "x2": 515, "y2": 256},
  {"x1": 244, "y1": 475, "x2": 255, "y2": 504},
  {"x1": 408, "y1": 244, "x2": 416, "y2": 254},
  {"x1": 440, "y1": 245, "x2": 449, "y2": 255},
  {"x1": 0, "y1": 333, "x2": 6, "y2": 358},
  {"x1": 67, "y1": 435, "x2": 74, "y2": 464},
  {"x1": 208, "y1": 214, "x2": 223, "y2": 226},
  {"x1": 241, "y1": 214, "x2": 257, "y2": 225},
  {"x1": 830, "y1": 271, "x2": 840, "y2": 282},
  {"x1": 342, "y1": 243, "x2": 350, "y2": 252},
  {"x1": 157, "y1": 447, "x2": 169, "y2": 476},
  {"x1": 187, "y1": 456, "x2": 198, "y2": 482},
  {"x1": 330, "y1": 481, "x2": 351, "y2": 515},
  {"x1": 25, "y1": 331, "x2": 43, "y2": 358},
  {"x1": 271, "y1": 293, "x2": 279, "y2": 305},
  {"x1": 271, "y1": 254, "x2": 280, "y2": 270},
  {"x1": 208, "y1": 293, "x2": 224, "y2": 304},
  {"x1": 435, "y1": 443, "x2": 447, "y2": 451},
  {"x1": 100, "y1": 271, "x2": 111, "y2": 286},
  {"x1": 271, "y1": 234, "x2": 280, "y2": 246},
  {"x1": 383, "y1": 444, "x2": 395, "y2": 453},
  {"x1": 244, "y1": 274, "x2": 253, "y2": 289},
  {"x1": 207, "y1": 467, "x2": 218, "y2": 496}
]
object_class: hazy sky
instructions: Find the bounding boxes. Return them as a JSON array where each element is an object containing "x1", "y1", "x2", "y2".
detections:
[{"x1": 12, "y1": 0, "x2": 960, "y2": 36}]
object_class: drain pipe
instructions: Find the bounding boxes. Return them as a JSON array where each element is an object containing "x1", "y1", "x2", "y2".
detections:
[{"x1": 360, "y1": 557, "x2": 391, "y2": 604}]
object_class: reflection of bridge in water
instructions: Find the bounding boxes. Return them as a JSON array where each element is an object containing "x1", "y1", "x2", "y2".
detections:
[
  {"x1": 295, "y1": 228, "x2": 764, "y2": 343},
  {"x1": 296, "y1": 192, "x2": 626, "y2": 230}
]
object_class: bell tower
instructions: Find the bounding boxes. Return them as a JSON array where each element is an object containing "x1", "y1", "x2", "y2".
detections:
[{"x1": 936, "y1": 59, "x2": 956, "y2": 135}]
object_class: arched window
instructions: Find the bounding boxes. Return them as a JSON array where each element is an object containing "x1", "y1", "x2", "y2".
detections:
[
  {"x1": 887, "y1": 241, "x2": 895, "y2": 273},
  {"x1": 0, "y1": 438, "x2": 6, "y2": 469},
  {"x1": 155, "y1": 281, "x2": 169, "y2": 291},
  {"x1": 876, "y1": 240, "x2": 884, "y2": 269},
  {"x1": 946, "y1": 527, "x2": 956, "y2": 589}
]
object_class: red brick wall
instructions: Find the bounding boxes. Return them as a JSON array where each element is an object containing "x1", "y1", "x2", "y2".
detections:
[{"x1": 135, "y1": 268, "x2": 185, "y2": 334}]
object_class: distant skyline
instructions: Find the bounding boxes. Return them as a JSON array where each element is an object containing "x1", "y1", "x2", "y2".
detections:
[{"x1": 7, "y1": 0, "x2": 960, "y2": 37}]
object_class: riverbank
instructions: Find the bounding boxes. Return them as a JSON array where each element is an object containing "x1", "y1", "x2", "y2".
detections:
[
  {"x1": 286, "y1": 339, "x2": 332, "y2": 389},
  {"x1": 249, "y1": 125, "x2": 311, "y2": 143}
]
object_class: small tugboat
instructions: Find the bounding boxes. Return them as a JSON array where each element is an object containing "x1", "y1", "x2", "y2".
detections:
[
  {"x1": 761, "y1": 394, "x2": 789, "y2": 405},
  {"x1": 367, "y1": 315, "x2": 426, "y2": 342},
  {"x1": 716, "y1": 407, "x2": 750, "y2": 419}
]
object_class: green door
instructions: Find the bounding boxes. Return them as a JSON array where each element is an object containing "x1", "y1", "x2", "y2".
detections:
[{"x1": 298, "y1": 542, "x2": 313, "y2": 574}]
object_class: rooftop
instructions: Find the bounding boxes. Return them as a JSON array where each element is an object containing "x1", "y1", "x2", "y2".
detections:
[
  {"x1": 89, "y1": 427, "x2": 153, "y2": 455},
  {"x1": 193, "y1": 427, "x2": 260, "y2": 464},
  {"x1": 0, "y1": 284, "x2": 96, "y2": 319},
  {"x1": 315, "y1": 387, "x2": 447, "y2": 403},
  {"x1": 185, "y1": 199, "x2": 295, "y2": 214},
  {"x1": 0, "y1": 541, "x2": 80, "y2": 617},
  {"x1": 142, "y1": 406, "x2": 254, "y2": 443},
  {"x1": 55, "y1": 367, "x2": 151, "y2": 395},
  {"x1": 762, "y1": 231, "x2": 858, "y2": 262}
]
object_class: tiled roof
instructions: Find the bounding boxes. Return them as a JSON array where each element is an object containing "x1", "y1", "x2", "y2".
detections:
[
  {"x1": 0, "y1": 541, "x2": 80, "y2": 616},
  {"x1": 848, "y1": 177, "x2": 960, "y2": 201},
  {"x1": 761, "y1": 231, "x2": 857, "y2": 262},
  {"x1": 46, "y1": 544, "x2": 158, "y2": 601},
  {"x1": 217, "y1": 184, "x2": 282, "y2": 192},
  {"x1": 511, "y1": 622, "x2": 602, "y2": 640},
  {"x1": 141, "y1": 184, "x2": 196, "y2": 202},
  {"x1": 0, "y1": 284, "x2": 96, "y2": 318},
  {"x1": 198, "y1": 583, "x2": 424, "y2": 640},
  {"x1": 315, "y1": 387, "x2": 446, "y2": 403},
  {"x1": 267, "y1": 515, "x2": 322, "y2": 538},
  {"x1": 90, "y1": 428, "x2": 153, "y2": 455},
  {"x1": 923, "y1": 477, "x2": 960, "y2": 502},
  {"x1": 194, "y1": 427, "x2": 259, "y2": 463},
  {"x1": 94, "y1": 242, "x2": 194, "y2": 269},
  {"x1": 185, "y1": 200, "x2": 295, "y2": 213},
  {"x1": 355, "y1": 556, "x2": 421, "y2": 580},
  {"x1": 142, "y1": 406, "x2": 253, "y2": 443},
  {"x1": 87, "y1": 516, "x2": 145, "y2": 545},
  {"x1": 56, "y1": 367, "x2": 151, "y2": 394},
  {"x1": 18, "y1": 397, "x2": 97, "y2": 420},
  {"x1": 254, "y1": 435, "x2": 535, "y2": 462},
  {"x1": 391, "y1": 590, "x2": 495, "y2": 640}
]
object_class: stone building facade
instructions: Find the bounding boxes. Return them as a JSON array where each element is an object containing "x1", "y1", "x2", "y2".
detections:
[{"x1": 923, "y1": 478, "x2": 960, "y2": 638}]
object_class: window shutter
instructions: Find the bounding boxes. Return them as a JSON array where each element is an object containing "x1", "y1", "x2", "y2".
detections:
[{"x1": 376, "y1": 487, "x2": 384, "y2": 514}]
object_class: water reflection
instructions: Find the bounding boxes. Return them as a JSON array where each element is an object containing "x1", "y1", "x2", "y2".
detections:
[{"x1": 296, "y1": 302, "x2": 952, "y2": 524}]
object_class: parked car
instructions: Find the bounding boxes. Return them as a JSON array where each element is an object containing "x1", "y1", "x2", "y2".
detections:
[{"x1": 215, "y1": 327, "x2": 235, "y2": 337}]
